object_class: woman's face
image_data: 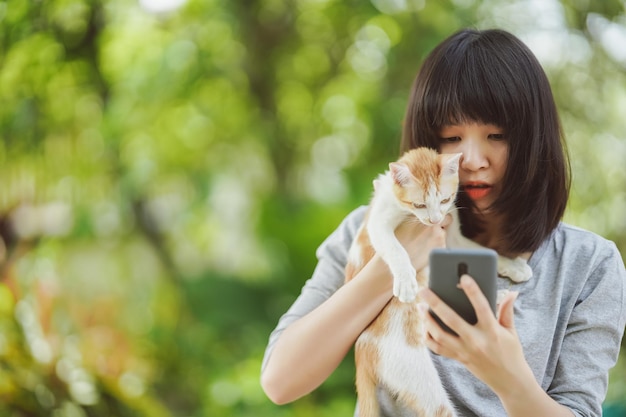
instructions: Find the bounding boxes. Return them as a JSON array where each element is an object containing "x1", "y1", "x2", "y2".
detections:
[{"x1": 438, "y1": 122, "x2": 508, "y2": 213}]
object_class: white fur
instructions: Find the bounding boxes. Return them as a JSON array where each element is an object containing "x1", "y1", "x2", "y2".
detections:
[{"x1": 376, "y1": 314, "x2": 455, "y2": 416}]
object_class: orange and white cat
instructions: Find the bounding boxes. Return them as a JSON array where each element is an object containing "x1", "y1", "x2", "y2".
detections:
[{"x1": 345, "y1": 147, "x2": 531, "y2": 417}]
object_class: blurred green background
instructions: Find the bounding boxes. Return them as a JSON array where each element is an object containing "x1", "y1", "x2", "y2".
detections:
[{"x1": 1, "y1": 0, "x2": 625, "y2": 416}]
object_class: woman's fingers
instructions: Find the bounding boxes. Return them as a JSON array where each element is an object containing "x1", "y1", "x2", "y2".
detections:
[
  {"x1": 419, "y1": 287, "x2": 468, "y2": 338},
  {"x1": 497, "y1": 290, "x2": 519, "y2": 330},
  {"x1": 421, "y1": 274, "x2": 499, "y2": 341},
  {"x1": 457, "y1": 275, "x2": 496, "y2": 326},
  {"x1": 419, "y1": 302, "x2": 460, "y2": 357}
]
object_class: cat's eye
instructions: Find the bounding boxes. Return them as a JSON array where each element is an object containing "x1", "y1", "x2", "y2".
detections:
[
  {"x1": 413, "y1": 203, "x2": 427, "y2": 209},
  {"x1": 441, "y1": 198, "x2": 450, "y2": 204}
]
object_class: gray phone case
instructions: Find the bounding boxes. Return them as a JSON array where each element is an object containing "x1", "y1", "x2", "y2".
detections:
[{"x1": 428, "y1": 248, "x2": 498, "y2": 335}]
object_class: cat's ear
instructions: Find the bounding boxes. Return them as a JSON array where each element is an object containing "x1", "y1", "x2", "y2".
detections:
[
  {"x1": 389, "y1": 162, "x2": 412, "y2": 186},
  {"x1": 441, "y1": 153, "x2": 462, "y2": 176}
]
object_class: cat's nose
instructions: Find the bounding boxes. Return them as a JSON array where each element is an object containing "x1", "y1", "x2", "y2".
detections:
[{"x1": 429, "y1": 214, "x2": 443, "y2": 224}]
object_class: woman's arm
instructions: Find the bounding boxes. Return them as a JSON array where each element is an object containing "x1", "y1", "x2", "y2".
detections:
[
  {"x1": 261, "y1": 218, "x2": 448, "y2": 404},
  {"x1": 261, "y1": 254, "x2": 393, "y2": 404}
]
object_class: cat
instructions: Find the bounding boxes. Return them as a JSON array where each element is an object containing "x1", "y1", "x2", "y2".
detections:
[{"x1": 345, "y1": 147, "x2": 531, "y2": 417}]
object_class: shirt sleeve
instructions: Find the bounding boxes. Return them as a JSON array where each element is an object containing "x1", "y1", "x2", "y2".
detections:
[
  {"x1": 548, "y1": 240, "x2": 626, "y2": 417},
  {"x1": 261, "y1": 206, "x2": 367, "y2": 373}
]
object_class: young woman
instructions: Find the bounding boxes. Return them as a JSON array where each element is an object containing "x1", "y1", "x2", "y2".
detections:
[{"x1": 260, "y1": 28, "x2": 626, "y2": 417}]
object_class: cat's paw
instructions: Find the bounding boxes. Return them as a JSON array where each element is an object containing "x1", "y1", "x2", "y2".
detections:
[
  {"x1": 498, "y1": 257, "x2": 532, "y2": 283},
  {"x1": 393, "y1": 268, "x2": 419, "y2": 302}
]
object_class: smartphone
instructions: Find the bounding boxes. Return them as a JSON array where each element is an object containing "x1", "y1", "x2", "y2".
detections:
[{"x1": 428, "y1": 248, "x2": 498, "y2": 335}]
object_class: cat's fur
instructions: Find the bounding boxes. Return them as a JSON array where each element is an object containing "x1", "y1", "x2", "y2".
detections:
[{"x1": 345, "y1": 147, "x2": 531, "y2": 417}]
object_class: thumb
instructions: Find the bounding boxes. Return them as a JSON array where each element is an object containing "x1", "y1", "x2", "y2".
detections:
[{"x1": 498, "y1": 291, "x2": 519, "y2": 330}]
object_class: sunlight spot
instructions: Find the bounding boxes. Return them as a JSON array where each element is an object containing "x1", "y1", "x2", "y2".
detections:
[
  {"x1": 587, "y1": 13, "x2": 626, "y2": 66},
  {"x1": 301, "y1": 163, "x2": 348, "y2": 205},
  {"x1": 451, "y1": 0, "x2": 475, "y2": 8},
  {"x1": 52, "y1": 401, "x2": 87, "y2": 417},
  {"x1": 138, "y1": 0, "x2": 186, "y2": 14},
  {"x1": 322, "y1": 95, "x2": 356, "y2": 128},
  {"x1": 210, "y1": 380, "x2": 242, "y2": 407},
  {"x1": 119, "y1": 372, "x2": 146, "y2": 397},
  {"x1": 14, "y1": 301, "x2": 53, "y2": 364},
  {"x1": 370, "y1": 0, "x2": 425, "y2": 14}
]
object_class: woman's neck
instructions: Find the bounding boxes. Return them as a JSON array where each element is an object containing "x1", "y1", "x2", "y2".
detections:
[{"x1": 471, "y1": 211, "x2": 530, "y2": 259}]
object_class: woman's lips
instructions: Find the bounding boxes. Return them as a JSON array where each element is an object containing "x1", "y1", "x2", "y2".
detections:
[{"x1": 462, "y1": 182, "x2": 492, "y2": 200}]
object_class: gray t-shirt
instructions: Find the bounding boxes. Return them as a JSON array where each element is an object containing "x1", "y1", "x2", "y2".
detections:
[{"x1": 262, "y1": 206, "x2": 626, "y2": 417}]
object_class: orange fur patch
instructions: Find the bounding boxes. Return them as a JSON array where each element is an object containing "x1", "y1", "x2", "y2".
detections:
[
  {"x1": 355, "y1": 338, "x2": 381, "y2": 416},
  {"x1": 401, "y1": 300, "x2": 423, "y2": 347},
  {"x1": 436, "y1": 405, "x2": 456, "y2": 417},
  {"x1": 397, "y1": 148, "x2": 440, "y2": 188}
]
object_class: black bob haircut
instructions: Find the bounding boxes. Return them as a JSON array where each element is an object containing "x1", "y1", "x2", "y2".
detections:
[{"x1": 401, "y1": 28, "x2": 570, "y2": 254}]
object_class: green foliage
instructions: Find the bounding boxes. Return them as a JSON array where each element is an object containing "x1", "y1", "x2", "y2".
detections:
[{"x1": 0, "y1": 0, "x2": 625, "y2": 416}]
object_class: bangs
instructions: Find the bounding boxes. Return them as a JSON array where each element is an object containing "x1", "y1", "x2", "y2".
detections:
[{"x1": 422, "y1": 35, "x2": 526, "y2": 131}]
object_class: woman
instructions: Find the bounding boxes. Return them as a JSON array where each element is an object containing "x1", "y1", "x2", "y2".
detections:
[{"x1": 261, "y1": 28, "x2": 626, "y2": 417}]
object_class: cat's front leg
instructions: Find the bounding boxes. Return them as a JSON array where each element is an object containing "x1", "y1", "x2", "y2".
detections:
[
  {"x1": 390, "y1": 262, "x2": 419, "y2": 303},
  {"x1": 367, "y1": 216, "x2": 419, "y2": 303},
  {"x1": 373, "y1": 239, "x2": 418, "y2": 302}
]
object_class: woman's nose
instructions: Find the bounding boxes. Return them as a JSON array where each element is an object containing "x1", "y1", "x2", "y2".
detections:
[{"x1": 460, "y1": 141, "x2": 488, "y2": 171}]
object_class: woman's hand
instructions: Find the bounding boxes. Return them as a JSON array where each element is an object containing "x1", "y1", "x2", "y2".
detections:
[
  {"x1": 395, "y1": 215, "x2": 450, "y2": 272},
  {"x1": 419, "y1": 276, "x2": 574, "y2": 416},
  {"x1": 419, "y1": 275, "x2": 530, "y2": 396}
]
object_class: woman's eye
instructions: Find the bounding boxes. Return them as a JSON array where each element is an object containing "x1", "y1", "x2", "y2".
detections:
[
  {"x1": 440, "y1": 136, "x2": 461, "y2": 143},
  {"x1": 489, "y1": 133, "x2": 506, "y2": 140},
  {"x1": 413, "y1": 203, "x2": 427, "y2": 209},
  {"x1": 441, "y1": 198, "x2": 450, "y2": 204}
]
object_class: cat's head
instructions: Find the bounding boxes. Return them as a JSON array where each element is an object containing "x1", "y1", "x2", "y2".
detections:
[{"x1": 389, "y1": 149, "x2": 461, "y2": 226}]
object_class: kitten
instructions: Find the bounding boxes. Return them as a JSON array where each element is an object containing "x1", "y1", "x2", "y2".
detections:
[{"x1": 345, "y1": 147, "x2": 531, "y2": 417}]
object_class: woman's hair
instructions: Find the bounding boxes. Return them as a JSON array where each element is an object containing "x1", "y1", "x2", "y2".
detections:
[{"x1": 401, "y1": 28, "x2": 570, "y2": 253}]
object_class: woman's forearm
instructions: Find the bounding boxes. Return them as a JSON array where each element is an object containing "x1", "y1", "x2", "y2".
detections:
[
  {"x1": 261, "y1": 255, "x2": 393, "y2": 404},
  {"x1": 498, "y1": 371, "x2": 574, "y2": 417}
]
